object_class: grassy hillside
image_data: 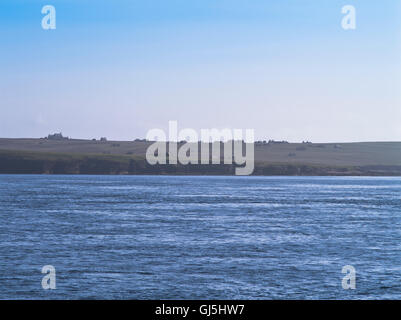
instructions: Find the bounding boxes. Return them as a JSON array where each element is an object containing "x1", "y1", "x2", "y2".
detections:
[{"x1": 0, "y1": 139, "x2": 400, "y2": 175}]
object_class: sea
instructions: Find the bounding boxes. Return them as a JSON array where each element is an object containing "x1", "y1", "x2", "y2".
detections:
[{"x1": 0, "y1": 175, "x2": 400, "y2": 299}]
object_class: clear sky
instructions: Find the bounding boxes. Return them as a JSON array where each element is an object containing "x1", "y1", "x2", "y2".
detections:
[{"x1": 1, "y1": 0, "x2": 401, "y2": 142}]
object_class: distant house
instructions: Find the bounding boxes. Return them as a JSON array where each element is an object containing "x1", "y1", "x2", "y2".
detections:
[
  {"x1": 268, "y1": 140, "x2": 289, "y2": 144},
  {"x1": 47, "y1": 133, "x2": 68, "y2": 140},
  {"x1": 255, "y1": 140, "x2": 268, "y2": 146},
  {"x1": 100, "y1": 137, "x2": 107, "y2": 141}
]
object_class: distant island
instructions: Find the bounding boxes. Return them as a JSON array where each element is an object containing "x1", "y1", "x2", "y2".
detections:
[{"x1": 0, "y1": 135, "x2": 400, "y2": 176}]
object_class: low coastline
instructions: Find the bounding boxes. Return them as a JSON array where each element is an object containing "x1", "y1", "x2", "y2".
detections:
[{"x1": 0, "y1": 138, "x2": 400, "y2": 176}]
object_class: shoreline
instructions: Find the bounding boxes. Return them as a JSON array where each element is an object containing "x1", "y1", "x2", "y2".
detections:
[
  {"x1": 1, "y1": 139, "x2": 400, "y2": 176},
  {"x1": 0, "y1": 150, "x2": 400, "y2": 176}
]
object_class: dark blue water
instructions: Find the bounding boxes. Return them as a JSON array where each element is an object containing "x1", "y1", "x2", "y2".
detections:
[{"x1": 0, "y1": 175, "x2": 400, "y2": 299}]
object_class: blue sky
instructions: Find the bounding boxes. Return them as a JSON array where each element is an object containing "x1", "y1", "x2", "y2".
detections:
[{"x1": 1, "y1": 0, "x2": 401, "y2": 142}]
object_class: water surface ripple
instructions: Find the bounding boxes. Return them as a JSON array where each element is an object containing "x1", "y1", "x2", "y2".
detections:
[{"x1": 0, "y1": 175, "x2": 400, "y2": 299}]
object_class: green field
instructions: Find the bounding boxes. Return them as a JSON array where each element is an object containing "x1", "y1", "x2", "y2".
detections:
[{"x1": 0, "y1": 138, "x2": 400, "y2": 175}]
